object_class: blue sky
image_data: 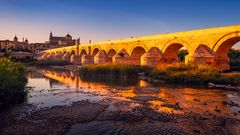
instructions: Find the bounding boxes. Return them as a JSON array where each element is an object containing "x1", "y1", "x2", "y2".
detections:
[{"x1": 0, "y1": 0, "x2": 240, "y2": 45}]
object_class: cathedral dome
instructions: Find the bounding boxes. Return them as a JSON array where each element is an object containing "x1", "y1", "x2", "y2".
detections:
[
  {"x1": 14, "y1": 35, "x2": 18, "y2": 42},
  {"x1": 65, "y1": 33, "x2": 72, "y2": 38}
]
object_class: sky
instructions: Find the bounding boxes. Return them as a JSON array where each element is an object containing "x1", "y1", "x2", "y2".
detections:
[{"x1": 0, "y1": 0, "x2": 240, "y2": 47}]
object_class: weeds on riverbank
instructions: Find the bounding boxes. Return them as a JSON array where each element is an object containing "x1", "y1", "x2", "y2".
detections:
[
  {"x1": 79, "y1": 64, "x2": 150, "y2": 79},
  {"x1": 149, "y1": 64, "x2": 220, "y2": 85},
  {"x1": 0, "y1": 58, "x2": 28, "y2": 109},
  {"x1": 79, "y1": 63, "x2": 240, "y2": 86},
  {"x1": 150, "y1": 64, "x2": 240, "y2": 86},
  {"x1": 29, "y1": 59, "x2": 70, "y2": 67}
]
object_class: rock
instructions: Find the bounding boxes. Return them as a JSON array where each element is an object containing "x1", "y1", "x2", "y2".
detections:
[
  {"x1": 208, "y1": 82, "x2": 215, "y2": 88},
  {"x1": 193, "y1": 98, "x2": 201, "y2": 102}
]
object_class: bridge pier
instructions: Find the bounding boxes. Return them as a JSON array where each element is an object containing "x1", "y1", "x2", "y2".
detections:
[
  {"x1": 112, "y1": 49, "x2": 131, "y2": 64},
  {"x1": 81, "y1": 54, "x2": 93, "y2": 65},
  {"x1": 94, "y1": 50, "x2": 108, "y2": 64},
  {"x1": 186, "y1": 45, "x2": 215, "y2": 66},
  {"x1": 141, "y1": 47, "x2": 162, "y2": 67},
  {"x1": 62, "y1": 52, "x2": 71, "y2": 61},
  {"x1": 39, "y1": 53, "x2": 49, "y2": 60},
  {"x1": 70, "y1": 55, "x2": 82, "y2": 65},
  {"x1": 214, "y1": 59, "x2": 230, "y2": 71},
  {"x1": 47, "y1": 53, "x2": 55, "y2": 60},
  {"x1": 53, "y1": 53, "x2": 63, "y2": 61},
  {"x1": 38, "y1": 25, "x2": 240, "y2": 72}
]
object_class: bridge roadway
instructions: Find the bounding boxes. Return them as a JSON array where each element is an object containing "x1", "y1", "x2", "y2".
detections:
[{"x1": 38, "y1": 25, "x2": 240, "y2": 71}]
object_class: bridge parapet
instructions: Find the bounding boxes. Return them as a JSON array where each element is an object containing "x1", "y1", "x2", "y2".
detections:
[{"x1": 39, "y1": 25, "x2": 240, "y2": 71}]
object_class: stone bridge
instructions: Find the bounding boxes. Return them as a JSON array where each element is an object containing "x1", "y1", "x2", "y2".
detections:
[{"x1": 38, "y1": 25, "x2": 240, "y2": 71}]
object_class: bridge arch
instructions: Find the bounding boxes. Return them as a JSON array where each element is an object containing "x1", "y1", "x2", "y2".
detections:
[
  {"x1": 70, "y1": 50, "x2": 76, "y2": 55},
  {"x1": 79, "y1": 48, "x2": 88, "y2": 56},
  {"x1": 212, "y1": 31, "x2": 240, "y2": 70},
  {"x1": 79, "y1": 47, "x2": 88, "y2": 54},
  {"x1": 130, "y1": 45, "x2": 147, "y2": 65},
  {"x1": 162, "y1": 38, "x2": 191, "y2": 64},
  {"x1": 62, "y1": 49, "x2": 67, "y2": 55},
  {"x1": 91, "y1": 46, "x2": 101, "y2": 55},
  {"x1": 107, "y1": 48, "x2": 117, "y2": 62},
  {"x1": 213, "y1": 32, "x2": 240, "y2": 53},
  {"x1": 129, "y1": 44, "x2": 148, "y2": 55}
]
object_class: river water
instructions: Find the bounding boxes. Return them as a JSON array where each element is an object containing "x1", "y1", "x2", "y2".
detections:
[
  {"x1": 27, "y1": 68, "x2": 240, "y2": 115},
  {"x1": 2, "y1": 68, "x2": 240, "y2": 134}
]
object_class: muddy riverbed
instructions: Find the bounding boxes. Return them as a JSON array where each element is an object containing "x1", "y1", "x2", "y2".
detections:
[{"x1": 1, "y1": 68, "x2": 240, "y2": 135}]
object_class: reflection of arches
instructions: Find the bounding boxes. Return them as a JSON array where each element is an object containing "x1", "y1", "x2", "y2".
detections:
[
  {"x1": 130, "y1": 46, "x2": 147, "y2": 65},
  {"x1": 107, "y1": 49, "x2": 117, "y2": 62},
  {"x1": 212, "y1": 32, "x2": 240, "y2": 70}
]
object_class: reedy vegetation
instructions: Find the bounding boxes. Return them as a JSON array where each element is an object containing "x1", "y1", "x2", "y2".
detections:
[
  {"x1": 79, "y1": 64, "x2": 147, "y2": 79},
  {"x1": 0, "y1": 57, "x2": 28, "y2": 108},
  {"x1": 79, "y1": 63, "x2": 240, "y2": 86}
]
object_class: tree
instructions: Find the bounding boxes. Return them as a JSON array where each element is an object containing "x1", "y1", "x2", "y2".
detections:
[{"x1": 178, "y1": 49, "x2": 189, "y2": 62}]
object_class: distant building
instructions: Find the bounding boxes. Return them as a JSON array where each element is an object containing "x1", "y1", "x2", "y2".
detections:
[
  {"x1": 0, "y1": 33, "x2": 80, "y2": 55},
  {"x1": 0, "y1": 36, "x2": 30, "y2": 53},
  {"x1": 48, "y1": 32, "x2": 79, "y2": 47}
]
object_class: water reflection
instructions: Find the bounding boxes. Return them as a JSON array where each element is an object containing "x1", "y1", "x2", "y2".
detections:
[{"x1": 27, "y1": 68, "x2": 240, "y2": 117}]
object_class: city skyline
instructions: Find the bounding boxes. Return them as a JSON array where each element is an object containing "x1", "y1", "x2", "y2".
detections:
[{"x1": 1, "y1": 0, "x2": 240, "y2": 47}]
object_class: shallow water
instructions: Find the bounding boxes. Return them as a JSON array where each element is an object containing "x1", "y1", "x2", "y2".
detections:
[
  {"x1": 10, "y1": 68, "x2": 240, "y2": 134},
  {"x1": 27, "y1": 69, "x2": 240, "y2": 115}
]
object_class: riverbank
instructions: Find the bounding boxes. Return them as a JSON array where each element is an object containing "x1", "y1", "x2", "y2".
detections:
[
  {"x1": 78, "y1": 64, "x2": 240, "y2": 89},
  {"x1": 0, "y1": 100, "x2": 107, "y2": 135},
  {"x1": 0, "y1": 58, "x2": 28, "y2": 109},
  {"x1": 1, "y1": 99, "x2": 240, "y2": 135},
  {"x1": 27, "y1": 62, "x2": 240, "y2": 90},
  {"x1": 1, "y1": 67, "x2": 240, "y2": 135}
]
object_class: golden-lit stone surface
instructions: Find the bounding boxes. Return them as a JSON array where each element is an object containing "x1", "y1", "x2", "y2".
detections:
[{"x1": 40, "y1": 25, "x2": 240, "y2": 70}]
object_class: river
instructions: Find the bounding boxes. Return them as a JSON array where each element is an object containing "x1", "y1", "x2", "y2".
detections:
[{"x1": 1, "y1": 68, "x2": 240, "y2": 135}]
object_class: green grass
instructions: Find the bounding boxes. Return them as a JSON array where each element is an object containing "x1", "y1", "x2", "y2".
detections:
[{"x1": 0, "y1": 57, "x2": 28, "y2": 109}]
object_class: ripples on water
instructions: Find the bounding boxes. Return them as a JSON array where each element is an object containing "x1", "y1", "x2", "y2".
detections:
[{"x1": 25, "y1": 68, "x2": 240, "y2": 134}]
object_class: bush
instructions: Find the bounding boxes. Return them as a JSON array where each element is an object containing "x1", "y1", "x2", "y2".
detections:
[{"x1": 0, "y1": 58, "x2": 28, "y2": 109}]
